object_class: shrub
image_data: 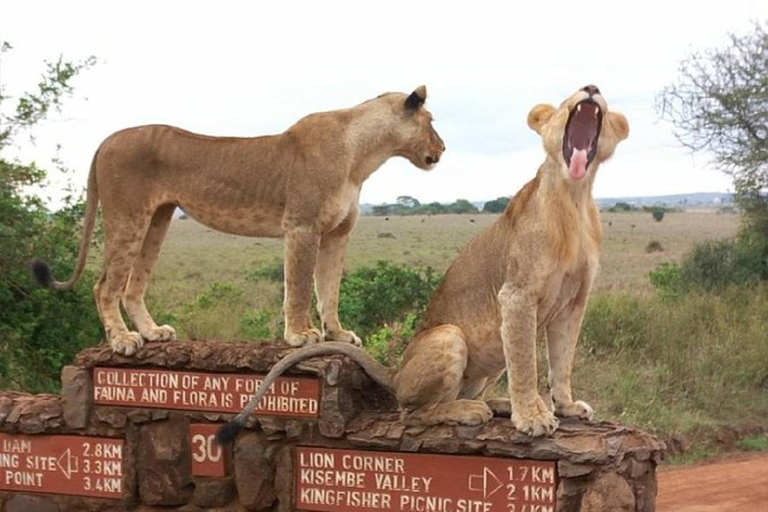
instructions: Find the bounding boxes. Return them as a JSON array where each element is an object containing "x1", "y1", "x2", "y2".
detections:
[
  {"x1": 246, "y1": 259, "x2": 284, "y2": 283},
  {"x1": 338, "y1": 261, "x2": 440, "y2": 340},
  {"x1": 645, "y1": 240, "x2": 664, "y2": 253},
  {"x1": 652, "y1": 207, "x2": 666, "y2": 222},
  {"x1": 651, "y1": 233, "x2": 766, "y2": 296},
  {"x1": 239, "y1": 309, "x2": 281, "y2": 340},
  {"x1": 0, "y1": 48, "x2": 98, "y2": 392},
  {"x1": 365, "y1": 313, "x2": 419, "y2": 365}
]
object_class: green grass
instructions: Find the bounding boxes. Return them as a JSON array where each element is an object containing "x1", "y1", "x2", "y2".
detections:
[
  {"x1": 735, "y1": 434, "x2": 768, "y2": 452},
  {"x1": 574, "y1": 285, "x2": 768, "y2": 444}
]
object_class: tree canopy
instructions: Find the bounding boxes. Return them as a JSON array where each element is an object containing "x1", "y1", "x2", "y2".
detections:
[
  {"x1": 657, "y1": 22, "x2": 767, "y2": 225},
  {"x1": 0, "y1": 43, "x2": 99, "y2": 392}
]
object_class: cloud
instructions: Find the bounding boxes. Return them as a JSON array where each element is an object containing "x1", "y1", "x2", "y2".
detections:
[{"x1": 1, "y1": 0, "x2": 764, "y2": 209}]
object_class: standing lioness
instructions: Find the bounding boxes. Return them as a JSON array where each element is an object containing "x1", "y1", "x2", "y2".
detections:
[
  {"x1": 33, "y1": 87, "x2": 444, "y2": 355},
  {"x1": 218, "y1": 85, "x2": 628, "y2": 443}
]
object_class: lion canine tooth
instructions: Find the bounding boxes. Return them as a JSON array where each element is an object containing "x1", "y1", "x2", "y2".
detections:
[{"x1": 577, "y1": 104, "x2": 582, "y2": 113}]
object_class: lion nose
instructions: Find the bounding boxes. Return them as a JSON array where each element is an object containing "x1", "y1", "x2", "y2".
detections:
[{"x1": 582, "y1": 84, "x2": 600, "y2": 96}]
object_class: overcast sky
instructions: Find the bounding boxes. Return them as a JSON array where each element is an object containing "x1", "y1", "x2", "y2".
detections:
[{"x1": 2, "y1": 0, "x2": 766, "y2": 207}]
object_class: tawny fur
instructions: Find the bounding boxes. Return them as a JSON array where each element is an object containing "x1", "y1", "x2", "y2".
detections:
[
  {"x1": 218, "y1": 86, "x2": 629, "y2": 442},
  {"x1": 32, "y1": 87, "x2": 444, "y2": 356}
]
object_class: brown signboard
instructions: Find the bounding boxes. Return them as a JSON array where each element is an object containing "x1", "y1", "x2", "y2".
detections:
[
  {"x1": 295, "y1": 447, "x2": 556, "y2": 512},
  {"x1": 93, "y1": 367, "x2": 319, "y2": 418},
  {"x1": 0, "y1": 433, "x2": 124, "y2": 499},
  {"x1": 189, "y1": 424, "x2": 227, "y2": 477}
]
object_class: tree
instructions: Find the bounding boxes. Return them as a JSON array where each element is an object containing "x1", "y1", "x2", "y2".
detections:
[
  {"x1": 657, "y1": 23, "x2": 767, "y2": 227},
  {"x1": 396, "y1": 195, "x2": 420, "y2": 209},
  {"x1": 0, "y1": 43, "x2": 98, "y2": 392},
  {"x1": 482, "y1": 196, "x2": 509, "y2": 213},
  {"x1": 447, "y1": 199, "x2": 479, "y2": 214}
]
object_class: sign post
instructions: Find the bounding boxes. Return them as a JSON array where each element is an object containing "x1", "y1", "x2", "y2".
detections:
[
  {"x1": 295, "y1": 447, "x2": 556, "y2": 512},
  {"x1": 0, "y1": 434, "x2": 124, "y2": 499}
]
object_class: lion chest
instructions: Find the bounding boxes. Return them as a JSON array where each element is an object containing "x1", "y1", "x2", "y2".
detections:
[
  {"x1": 316, "y1": 183, "x2": 361, "y2": 233},
  {"x1": 537, "y1": 265, "x2": 590, "y2": 327}
]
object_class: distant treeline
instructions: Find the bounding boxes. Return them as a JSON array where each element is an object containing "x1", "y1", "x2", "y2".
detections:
[{"x1": 367, "y1": 196, "x2": 510, "y2": 216}]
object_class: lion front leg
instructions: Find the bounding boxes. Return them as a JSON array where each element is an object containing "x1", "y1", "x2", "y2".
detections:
[
  {"x1": 283, "y1": 227, "x2": 323, "y2": 347},
  {"x1": 498, "y1": 283, "x2": 559, "y2": 436},
  {"x1": 315, "y1": 211, "x2": 361, "y2": 346},
  {"x1": 546, "y1": 286, "x2": 594, "y2": 421}
]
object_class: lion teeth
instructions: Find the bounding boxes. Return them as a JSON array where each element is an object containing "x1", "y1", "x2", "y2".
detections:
[{"x1": 577, "y1": 104, "x2": 582, "y2": 113}]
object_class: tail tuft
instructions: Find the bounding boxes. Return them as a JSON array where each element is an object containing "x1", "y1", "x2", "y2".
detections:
[
  {"x1": 215, "y1": 420, "x2": 243, "y2": 446},
  {"x1": 30, "y1": 259, "x2": 54, "y2": 288}
]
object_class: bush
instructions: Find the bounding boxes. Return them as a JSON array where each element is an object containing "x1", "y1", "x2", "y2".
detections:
[
  {"x1": 245, "y1": 259, "x2": 284, "y2": 283},
  {"x1": 338, "y1": 261, "x2": 440, "y2": 341},
  {"x1": 577, "y1": 286, "x2": 768, "y2": 438},
  {"x1": 645, "y1": 240, "x2": 664, "y2": 253},
  {"x1": 581, "y1": 295, "x2": 649, "y2": 354},
  {"x1": 650, "y1": 233, "x2": 766, "y2": 296},
  {"x1": 652, "y1": 207, "x2": 666, "y2": 222},
  {"x1": 0, "y1": 48, "x2": 99, "y2": 392},
  {"x1": 609, "y1": 202, "x2": 634, "y2": 212}
]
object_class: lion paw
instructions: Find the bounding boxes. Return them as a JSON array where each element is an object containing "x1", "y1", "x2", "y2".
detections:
[
  {"x1": 324, "y1": 328, "x2": 362, "y2": 347},
  {"x1": 111, "y1": 331, "x2": 144, "y2": 356},
  {"x1": 555, "y1": 399, "x2": 594, "y2": 420},
  {"x1": 286, "y1": 328, "x2": 323, "y2": 347},
  {"x1": 454, "y1": 401, "x2": 493, "y2": 426},
  {"x1": 512, "y1": 397, "x2": 560, "y2": 436},
  {"x1": 142, "y1": 324, "x2": 177, "y2": 342}
]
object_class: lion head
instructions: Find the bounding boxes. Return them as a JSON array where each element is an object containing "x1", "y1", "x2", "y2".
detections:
[
  {"x1": 377, "y1": 86, "x2": 445, "y2": 170},
  {"x1": 526, "y1": 85, "x2": 629, "y2": 182}
]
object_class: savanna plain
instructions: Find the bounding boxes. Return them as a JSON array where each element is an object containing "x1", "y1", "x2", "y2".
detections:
[{"x1": 131, "y1": 208, "x2": 768, "y2": 464}]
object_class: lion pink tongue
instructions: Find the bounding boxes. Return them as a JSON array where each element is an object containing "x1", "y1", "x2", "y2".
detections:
[{"x1": 569, "y1": 149, "x2": 588, "y2": 180}]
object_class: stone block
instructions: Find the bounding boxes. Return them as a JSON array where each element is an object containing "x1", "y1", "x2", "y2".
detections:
[
  {"x1": 234, "y1": 432, "x2": 276, "y2": 511},
  {"x1": 61, "y1": 366, "x2": 92, "y2": 429},
  {"x1": 138, "y1": 414, "x2": 194, "y2": 505}
]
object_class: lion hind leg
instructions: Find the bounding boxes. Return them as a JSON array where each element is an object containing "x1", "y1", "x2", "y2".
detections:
[
  {"x1": 122, "y1": 204, "x2": 176, "y2": 342},
  {"x1": 97, "y1": 215, "x2": 151, "y2": 356},
  {"x1": 403, "y1": 399, "x2": 492, "y2": 427},
  {"x1": 396, "y1": 325, "x2": 492, "y2": 427}
]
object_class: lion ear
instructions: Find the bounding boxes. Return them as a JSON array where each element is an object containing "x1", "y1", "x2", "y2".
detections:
[
  {"x1": 527, "y1": 104, "x2": 555, "y2": 134},
  {"x1": 607, "y1": 111, "x2": 629, "y2": 142},
  {"x1": 405, "y1": 85, "x2": 427, "y2": 110}
]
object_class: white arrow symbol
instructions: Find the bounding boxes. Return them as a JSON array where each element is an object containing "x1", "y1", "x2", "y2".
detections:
[
  {"x1": 57, "y1": 448, "x2": 79, "y2": 479},
  {"x1": 468, "y1": 466, "x2": 504, "y2": 499}
]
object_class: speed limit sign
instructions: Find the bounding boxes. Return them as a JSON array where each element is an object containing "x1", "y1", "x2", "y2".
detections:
[{"x1": 189, "y1": 424, "x2": 227, "y2": 477}]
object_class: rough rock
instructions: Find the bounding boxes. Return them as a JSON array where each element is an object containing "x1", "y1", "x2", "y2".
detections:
[
  {"x1": 234, "y1": 432, "x2": 276, "y2": 511},
  {"x1": 138, "y1": 414, "x2": 194, "y2": 505},
  {"x1": 191, "y1": 477, "x2": 236, "y2": 508},
  {"x1": 6, "y1": 494, "x2": 59, "y2": 512},
  {"x1": 60, "y1": 366, "x2": 92, "y2": 429},
  {"x1": 581, "y1": 472, "x2": 636, "y2": 511}
]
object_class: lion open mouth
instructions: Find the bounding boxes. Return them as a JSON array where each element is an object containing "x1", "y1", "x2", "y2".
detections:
[{"x1": 563, "y1": 100, "x2": 602, "y2": 180}]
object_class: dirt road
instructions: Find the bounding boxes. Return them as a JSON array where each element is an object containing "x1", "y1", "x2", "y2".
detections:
[{"x1": 657, "y1": 454, "x2": 768, "y2": 511}]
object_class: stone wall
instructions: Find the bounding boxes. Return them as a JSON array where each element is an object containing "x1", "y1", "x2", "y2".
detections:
[{"x1": 0, "y1": 341, "x2": 665, "y2": 511}]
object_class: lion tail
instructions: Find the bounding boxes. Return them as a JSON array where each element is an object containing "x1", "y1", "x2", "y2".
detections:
[
  {"x1": 31, "y1": 150, "x2": 100, "y2": 291},
  {"x1": 215, "y1": 342, "x2": 395, "y2": 445}
]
